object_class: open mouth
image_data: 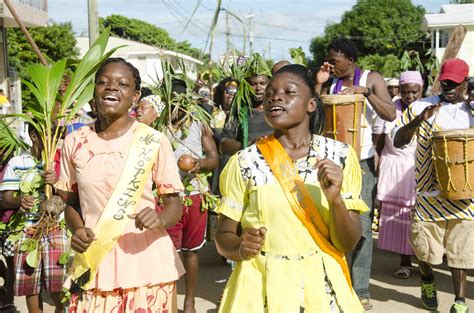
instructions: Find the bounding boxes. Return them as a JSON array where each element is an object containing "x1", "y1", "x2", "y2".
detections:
[
  {"x1": 103, "y1": 95, "x2": 120, "y2": 105},
  {"x1": 267, "y1": 105, "x2": 285, "y2": 117}
]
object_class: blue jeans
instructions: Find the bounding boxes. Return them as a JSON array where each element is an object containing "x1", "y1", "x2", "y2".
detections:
[{"x1": 350, "y1": 157, "x2": 376, "y2": 299}]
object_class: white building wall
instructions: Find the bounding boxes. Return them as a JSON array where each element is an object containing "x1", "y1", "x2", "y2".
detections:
[{"x1": 433, "y1": 25, "x2": 474, "y2": 76}]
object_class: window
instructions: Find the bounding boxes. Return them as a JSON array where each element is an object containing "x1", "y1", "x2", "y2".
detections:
[{"x1": 439, "y1": 29, "x2": 451, "y2": 48}]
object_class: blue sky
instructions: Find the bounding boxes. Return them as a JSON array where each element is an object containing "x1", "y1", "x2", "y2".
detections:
[{"x1": 48, "y1": 0, "x2": 448, "y2": 61}]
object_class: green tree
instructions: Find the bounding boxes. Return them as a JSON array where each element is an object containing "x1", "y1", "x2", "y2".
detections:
[
  {"x1": 450, "y1": 0, "x2": 474, "y2": 3},
  {"x1": 101, "y1": 15, "x2": 205, "y2": 60},
  {"x1": 7, "y1": 22, "x2": 78, "y2": 78},
  {"x1": 309, "y1": 0, "x2": 427, "y2": 64},
  {"x1": 7, "y1": 22, "x2": 79, "y2": 104},
  {"x1": 358, "y1": 54, "x2": 401, "y2": 77}
]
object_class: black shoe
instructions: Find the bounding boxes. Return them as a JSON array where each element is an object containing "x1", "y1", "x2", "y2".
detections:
[{"x1": 420, "y1": 279, "x2": 438, "y2": 310}]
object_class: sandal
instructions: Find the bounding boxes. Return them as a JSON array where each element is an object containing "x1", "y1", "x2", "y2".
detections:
[
  {"x1": 359, "y1": 298, "x2": 373, "y2": 311},
  {"x1": 394, "y1": 266, "x2": 413, "y2": 279}
]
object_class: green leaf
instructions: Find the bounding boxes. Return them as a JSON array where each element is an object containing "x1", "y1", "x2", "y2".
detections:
[
  {"x1": 59, "y1": 251, "x2": 69, "y2": 265},
  {"x1": 20, "y1": 238, "x2": 38, "y2": 252},
  {"x1": 67, "y1": 83, "x2": 95, "y2": 118},
  {"x1": 30, "y1": 173, "x2": 44, "y2": 190},
  {"x1": 26, "y1": 59, "x2": 67, "y2": 116},
  {"x1": 7, "y1": 231, "x2": 22, "y2": 244},
  {"x1": 26, "y1": 248, "x2": 40, "y2": 268},
  {"x1": 19, "y1": 180, "x2": 32, "y2": 193}
]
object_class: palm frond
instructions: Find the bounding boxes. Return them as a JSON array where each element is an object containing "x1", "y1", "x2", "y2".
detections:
[
  {"x1": 15, "y1": 27, "x2": 117, "y2": 198},
  {"x1": 0, "y1": 119, "x2": 29, "y2": 162}
]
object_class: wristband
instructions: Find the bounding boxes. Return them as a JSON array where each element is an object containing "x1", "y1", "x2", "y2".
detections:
[{"x1": 363, "y1": 87, "x2": 372, "y2": 97}]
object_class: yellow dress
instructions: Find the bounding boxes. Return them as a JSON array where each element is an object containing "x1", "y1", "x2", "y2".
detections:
[{"x1": 217, "y1": 135, "x2": 367, "y2": 313}]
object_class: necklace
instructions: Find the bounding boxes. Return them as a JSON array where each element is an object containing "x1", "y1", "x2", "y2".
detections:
[
  {"x1": 302, "y1": 135, "x2": 314, "y2": 182},
  {"x1": 446, "y1": 104, "x2": 458, "y2": 120}
]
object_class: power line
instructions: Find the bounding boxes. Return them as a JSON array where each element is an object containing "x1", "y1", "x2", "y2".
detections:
[
  {"x1": 226, "y1": 32, "x2": 306, "y2": 43},
  {"x1": 255, "y1": 22, "x2": 322, "y2": 34}
]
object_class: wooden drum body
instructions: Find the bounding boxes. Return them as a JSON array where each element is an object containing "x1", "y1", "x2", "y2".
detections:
[
  {"x1": 321, "y1": 94, "x2": 366, "y2": 158},
  {"x1": 432, "y1": 128, "x2": 474, "y2": 200}
]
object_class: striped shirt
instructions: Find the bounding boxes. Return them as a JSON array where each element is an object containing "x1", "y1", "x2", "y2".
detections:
[
  {"x1": 392, "y1": 96, "x2": 474, "y2": 221},
  {"x1": 0, "y1": 153, "x2": 43, "y2": 221}
]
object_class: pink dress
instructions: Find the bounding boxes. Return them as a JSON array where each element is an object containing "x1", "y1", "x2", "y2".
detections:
[
  {"x1": 58, "y1": 121, "x2": 185, "y2": 291},
  {"x1": 375, "y1": 100, "x2": 416, "y2": 255}
]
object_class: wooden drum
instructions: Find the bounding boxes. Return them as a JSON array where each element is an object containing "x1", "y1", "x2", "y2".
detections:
[
  {"x1": 321, "y1": 94, "x2": 367, "y2": 158},
  {"x1": 432, "y1": 128, "x2": 474, "y2": 200}
]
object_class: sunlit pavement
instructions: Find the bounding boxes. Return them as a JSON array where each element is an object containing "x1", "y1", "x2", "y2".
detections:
[{"x1": 11, "y1": 234, "x2": 474, "y2": 312}]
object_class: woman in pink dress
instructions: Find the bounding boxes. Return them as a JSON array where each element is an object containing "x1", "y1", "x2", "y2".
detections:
[
  {"x1": 57, "y1": 58, "x2": 185, "y2": 312},
  {"x1": 373, "y1": 71, "x2": 423, "y2": 279}
]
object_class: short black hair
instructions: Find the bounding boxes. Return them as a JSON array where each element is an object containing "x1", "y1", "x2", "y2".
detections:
[
  {"x1": 172, "y1": 79, "x2": 187, "y2": 95},
  {"x1": 140, "y1": 87, "x2": 153, "y2": 100},
  {"x1": 95, "y1": 57, "x2": 141, "y2": 91},
  {"x1": 327, "y1": 37, "x2": 358, "y2": 62},
  {"x1": 273, "y1": 64, "x2": 325, "y2": 135}
]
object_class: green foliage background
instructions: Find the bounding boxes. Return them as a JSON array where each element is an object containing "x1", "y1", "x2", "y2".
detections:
[
  {"x1": 309, "y1": 0, "x2": 428, "y2": 77},
  {"x1": 7, "y1": 22, "x2": 79, "y2": 105}
]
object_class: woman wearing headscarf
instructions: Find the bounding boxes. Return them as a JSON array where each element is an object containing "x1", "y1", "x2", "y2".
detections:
[
  {"x1": 373, "y1": 71, "x2": 424, "y2": 279},
  {"x1": 136, "y1": 94, "x2": 164, "y2": 126}
]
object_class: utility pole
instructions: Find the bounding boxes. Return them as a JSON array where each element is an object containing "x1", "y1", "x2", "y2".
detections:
[
  {"x1": 88, "y1": 0, "x2": 99, "y2": 47},
  {"x1": 247, "y1": 14, "x2": 254, "y2": 54},
  {"x1": 268, "y1": 41, "x2": 272, "y2": 60},
  {"x1": 225, "y1": 10, "x2": 231, "y2": 53}
]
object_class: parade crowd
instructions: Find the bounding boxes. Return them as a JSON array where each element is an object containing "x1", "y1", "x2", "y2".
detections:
[{"x1": 1, "y1": 37, "x2": 473, "y2": 313}]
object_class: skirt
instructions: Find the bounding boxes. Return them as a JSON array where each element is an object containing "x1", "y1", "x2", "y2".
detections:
[
  {"x1": 377, "y1": 201, "x2": 415, "y2": 255},
  {"x1": 68, "y1": 282, "x2": 177, "y2": 313}
]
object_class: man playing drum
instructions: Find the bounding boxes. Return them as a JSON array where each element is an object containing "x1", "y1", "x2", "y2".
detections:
[
  {"x1": 393, "y1": 58, "x2": 473, "y2": 313},
  {"x1": 315, "y1": 37, "x2": 395, "y2": 310}
]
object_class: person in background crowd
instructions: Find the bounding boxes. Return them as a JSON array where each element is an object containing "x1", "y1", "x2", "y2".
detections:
[
  {"x1": 373, "y1": 71, "x2": 423, "y2": 279},
  {"x1": 219, "y1": 58, "x2": 273, "y2": 156},
  {"x1": 387, "y1": 78, "x2": 401, "y2": 101}
]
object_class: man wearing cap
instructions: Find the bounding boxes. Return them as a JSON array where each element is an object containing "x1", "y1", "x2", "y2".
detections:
[
  {"x1": 387, "y1": 78, "x2": 401, "y2": 101},
  {"x1": 393, "y1": 58, "x2": 473, "y2": 313}
]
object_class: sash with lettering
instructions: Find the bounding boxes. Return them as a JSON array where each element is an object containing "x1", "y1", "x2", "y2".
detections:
[
  {"x1": 69, "y1": 123, "x2": 161, "y2": 291},
  {"x1": 256, "y1": 135, "x2": 352, "y2": 287}
]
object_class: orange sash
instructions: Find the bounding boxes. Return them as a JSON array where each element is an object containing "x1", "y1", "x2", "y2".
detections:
[{"x1": 257, "y1": 135, "x2": 352, "y2": 287}]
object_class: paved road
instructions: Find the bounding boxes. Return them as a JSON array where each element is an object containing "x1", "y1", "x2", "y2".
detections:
[{"x1": 11, "y1": 237, "x2": 474, "y2": 312}]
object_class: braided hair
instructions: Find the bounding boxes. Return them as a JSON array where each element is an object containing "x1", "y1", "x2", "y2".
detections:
[
  {"x1": 95, "y1": 57, "x2": 141, "y2": 91},
  {"x1": 327, "y1": 37, "x2": 358, "y2": 62},
  {"x1": 274, "y1": 64, "x2": 325, "y2": 135}
]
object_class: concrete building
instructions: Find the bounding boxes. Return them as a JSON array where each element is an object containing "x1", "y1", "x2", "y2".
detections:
[
  {"x1": 424, "y1": 3, "x2": 474, "y2": 75},
  {"x1": 0, "y1": 0, "x2": 48, "y2": 114},
  {"x1": 76, "y1": 36, "x2": 203, "y2": 87}
]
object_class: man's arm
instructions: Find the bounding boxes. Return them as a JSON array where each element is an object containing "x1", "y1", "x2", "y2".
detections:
[
  {"x1": 219, "y1": 117, "x2": 242, "y2": 156},
  {"x1": 393, "y1": 103, "x2": 442, "y2": 148},
  {"x1": 340, "y1": 71, "x2": 396, "y2": 121},
  {"x1": 1, "y1": 190, "x2": 20, "y2": 209},
  {"x1": 198, "y1": 125, "x2": 219, "y2": 172}
]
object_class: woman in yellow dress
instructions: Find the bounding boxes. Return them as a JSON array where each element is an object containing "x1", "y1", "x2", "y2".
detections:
[{"x1": 215, "y1": 64, "x2": 367, "y2": 312}]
